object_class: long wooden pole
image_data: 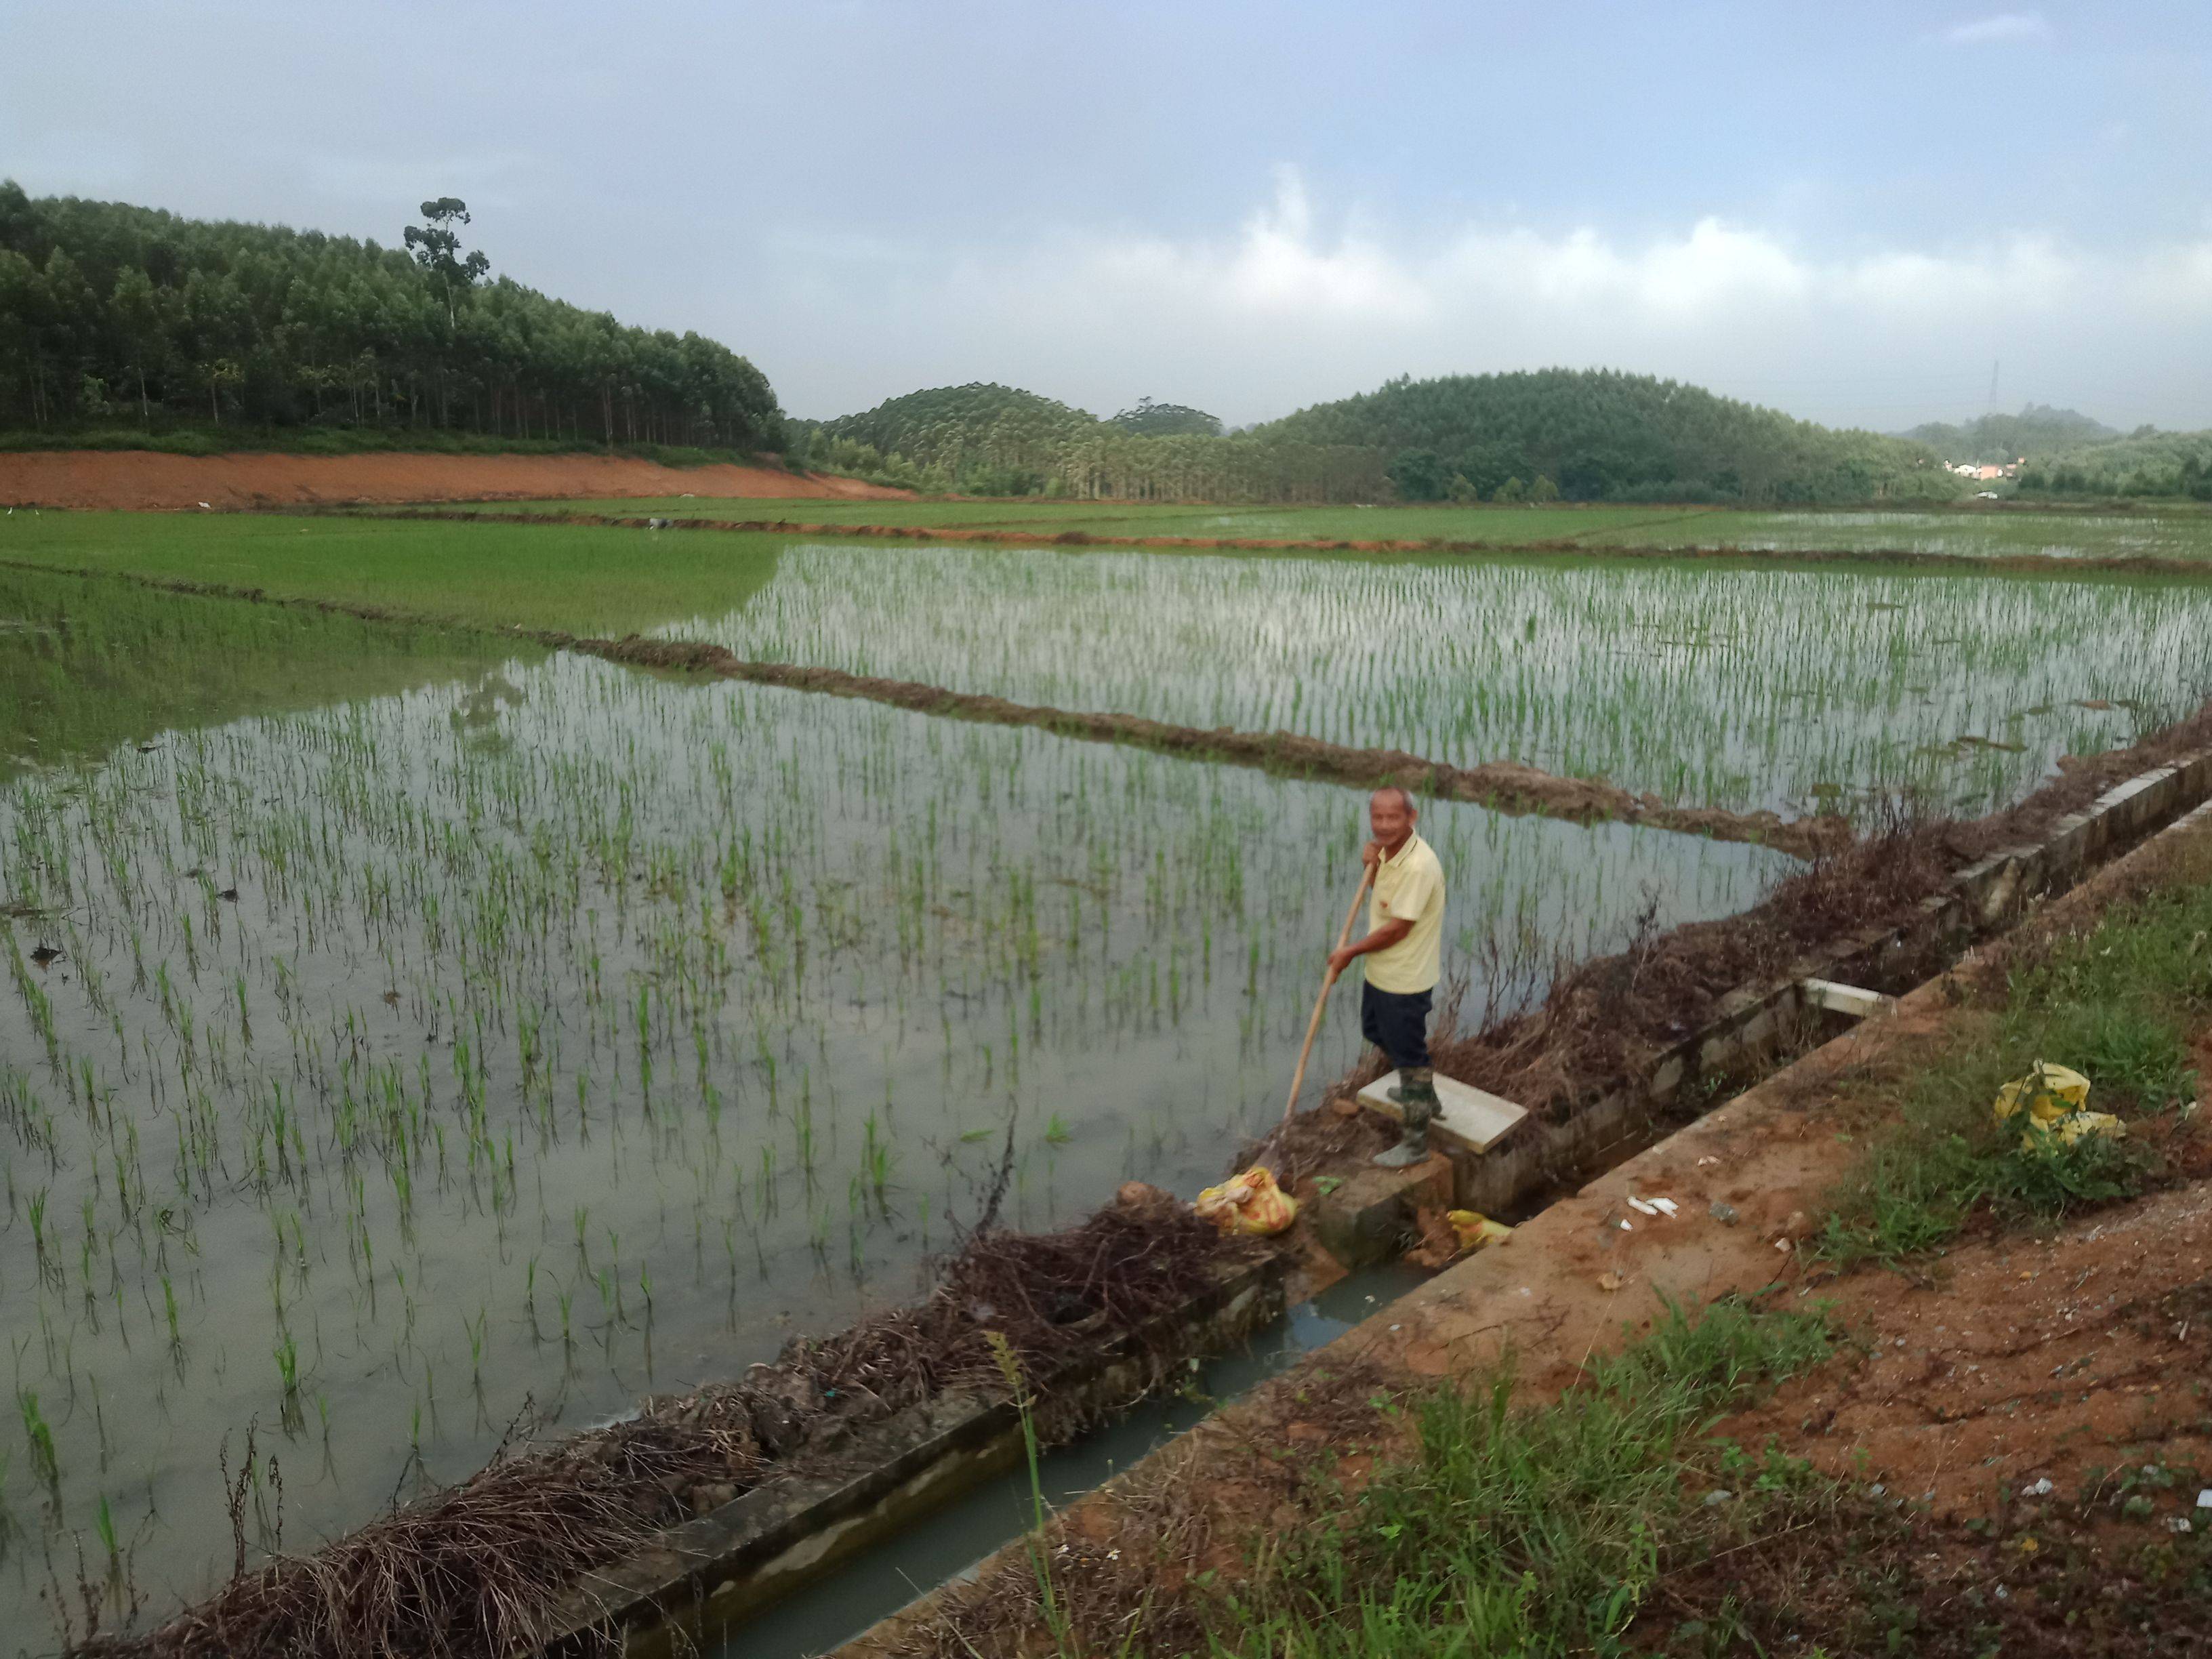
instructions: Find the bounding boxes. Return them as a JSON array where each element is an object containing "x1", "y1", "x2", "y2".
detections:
[{"x1": 1282, "y1": 863, "x2": 1376, "y2": 1120}]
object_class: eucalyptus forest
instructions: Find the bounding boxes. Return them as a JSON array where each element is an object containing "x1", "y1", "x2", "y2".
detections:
[{"x1": 0, "y1": 184, "x2": 783, "y2": 450}]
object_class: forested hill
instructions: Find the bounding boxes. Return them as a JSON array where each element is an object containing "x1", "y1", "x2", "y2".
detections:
[
  {"x1": 2013, "y1": 427, "x2": 2212, "y2": 499},
  {"x1": 1905, "y1": 404, "x2": 2117, "y2": 463},
  {"x1": 807, "y1": 382, "x2": 1097, "y2": 464},
  {"x1": 1894, "y1": 403, "x2": 2212, "y2": 499},
  {"x1": 1249, "y1": 369, "x2": 1952, "y2": 502},
  {"x1": 795, "y1": 383, "x2": 1277, "y2": 497},
  {"x1": 0, "y1": 183, "x2": 783, "y2": 451}
]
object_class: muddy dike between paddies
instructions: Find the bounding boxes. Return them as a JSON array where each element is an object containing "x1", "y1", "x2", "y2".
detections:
[
  {"x1": 558, "y1": 632, "x2": 1845, "y2": 858},
  {"x1": 70, "y1": 1195, "x2": 1267, "y2": 1659},
  {"x1": 0, "y1": 556, "x2": 1853, "y2": 854},
  {"x1": 66, "y1": 680, "x2": 2212, "y2": 1659}
]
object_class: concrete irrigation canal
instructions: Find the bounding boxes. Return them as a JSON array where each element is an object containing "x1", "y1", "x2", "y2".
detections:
[{"x1": 525, "y1": 744, "x2": 2212, "y2": 1659}]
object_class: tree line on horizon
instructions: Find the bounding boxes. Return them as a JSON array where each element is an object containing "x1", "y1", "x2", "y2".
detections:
[
  {"x1": 790, "y1": 383, "x2": 1383, "y2": 501},
  {"x1": 1252, "y1": 369, "x2": 1961, "y2": 504},
  {"x1": 0, "y1": 183, "x2": 784, "y2": 453},
  {"x1": 1904, "y1": 403, "x2": 2212, "y2": 499},
  {"x1": 798, "y1": 373, "x2": 1961, "y2": 504},
  {"x1": 20, "y1": 184, "x2": 2165, "y2": 505}
]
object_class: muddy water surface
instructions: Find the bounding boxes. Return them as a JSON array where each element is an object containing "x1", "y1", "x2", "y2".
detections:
[{"x1": 0, "y1": 577, "x2": 1794, "y2": 1647}]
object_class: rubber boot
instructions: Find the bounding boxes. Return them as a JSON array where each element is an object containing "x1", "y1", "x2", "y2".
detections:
[
  {"x1": 1387, "y1": 1066, "x2": 1437, "y2": 1111},
  {"x1": 1373, "y1": 1067, "x2": 1439, "y2": 1167}
]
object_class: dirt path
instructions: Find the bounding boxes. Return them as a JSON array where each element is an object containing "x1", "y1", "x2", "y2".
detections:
[
  {"x1": 0, "y1": 449, "x2": 909, "y2": 510},
  {"x1": 1721, "y1": 1166, "x2": 2212, "y2": 1523},
  {"x1": 1639, "y1": 1107, "x2": 2212, "y2": 1654}
]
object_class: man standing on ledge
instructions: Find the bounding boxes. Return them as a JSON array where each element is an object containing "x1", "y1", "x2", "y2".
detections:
[{"x1": 1327, "y1": 785, "x2": 1446, "y2": 1167}]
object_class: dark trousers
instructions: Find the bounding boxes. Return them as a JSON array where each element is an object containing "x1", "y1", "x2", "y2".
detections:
[{"x1": 1360, "y1": 983, "x2": 1433, "y2": 1073}]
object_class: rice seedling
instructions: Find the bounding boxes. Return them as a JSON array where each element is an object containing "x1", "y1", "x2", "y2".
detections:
[
  {"x1": 94, "y1": 1489, "x2": 118, "y2": 1549},
  {"x1": 18, "y1": 1392, "x2": 58, "y2": 1491}
]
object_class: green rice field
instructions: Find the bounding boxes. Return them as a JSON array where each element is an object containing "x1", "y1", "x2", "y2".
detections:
[
  {"x1": 659, "y1": 541, "x2": 2211, "y2": 816},
  {"x1": 390, "y1": 497, "x2": 1696, "y2": 545},
  {"x1": 0, "y1": 560, "x2": 1792, "y2": 1641},
  {"x1": 9, "y1": 514, "x2": 2209, "y2": 817}
]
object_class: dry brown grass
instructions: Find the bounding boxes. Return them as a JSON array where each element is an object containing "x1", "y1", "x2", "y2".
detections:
[{"x1": 77, "y1": 1204, "x2": 1254, "y2": 1659}]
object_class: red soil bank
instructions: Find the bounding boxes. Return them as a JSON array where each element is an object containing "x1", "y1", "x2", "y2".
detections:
[{"x1": 0, "y1": 449, "x2": 909, "y2": 510}]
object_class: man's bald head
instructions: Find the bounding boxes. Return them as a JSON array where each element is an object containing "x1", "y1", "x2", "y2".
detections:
[{"x1": 1369, "y1": 785, "x2": 1417, "y2": 848}]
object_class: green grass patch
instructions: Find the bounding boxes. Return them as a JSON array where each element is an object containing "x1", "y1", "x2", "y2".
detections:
[
  {"x1": 1816, "y1": 872, "x2": 2212, "y2": 1268},
  {"x1": 1214, "y1": 1299, "x2": 1835, "y2": 1658},
  {"x1": 0, "y1": 565, "x2": 528, "y2": 777},
  {"x1": 0, "y1": 511, "x2": 787, "y2": 636}
]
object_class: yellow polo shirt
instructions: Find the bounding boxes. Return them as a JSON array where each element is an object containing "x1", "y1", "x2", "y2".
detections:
[{"x1": 1365, "y1": 832, "x2": 1445, "y2": 994}]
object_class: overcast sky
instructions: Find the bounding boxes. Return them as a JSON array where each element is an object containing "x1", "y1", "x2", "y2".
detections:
[{"x1": 7, "y1": 1, "x2": 2212, "y2": 430}]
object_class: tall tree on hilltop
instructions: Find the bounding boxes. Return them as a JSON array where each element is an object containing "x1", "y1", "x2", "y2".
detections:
[
  {"x1": 403, "y1": 198, "x2": 490, "y2": 331},
  {"x1": 1107, "y1": 397, "x2": 1224, "y2": 438}
]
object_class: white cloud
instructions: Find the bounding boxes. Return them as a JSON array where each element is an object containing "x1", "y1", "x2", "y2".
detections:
[
  {"x1": 1093, "y1": 167, "x2": 1433, "y2": 323},
  {"x1": 1008, "y1": 173, "x2": 2162, "y2": 336},
  {"x1": 1944, "y1": 12, "x2": 2051, "y2": 45},
  {"x1": 765, "y1": 169, "x2": 2212, "y2": 430}
]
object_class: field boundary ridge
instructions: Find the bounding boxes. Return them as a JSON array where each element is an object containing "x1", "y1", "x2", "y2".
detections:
[
  {"x1": 328, "y1": 505, "x2": 2212, "y2": 580},
  {"x1": 0, "y1": 556, "x2": 1845, "y2": 855}
]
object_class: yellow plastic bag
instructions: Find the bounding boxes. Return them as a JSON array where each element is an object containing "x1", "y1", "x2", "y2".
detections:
[
  {"x1": 1992, "y1": 1062, "x2": 2091, "y2": 1127},
  {"x1": 1992, "y1": 1062, "x2": 2123, "y2": 1150},
  {"x1": 2053, "y1": 1110, "x2": 2127, "y2": 1146},
  {"x1": 1193, "y1": 1166, "x2": 1299, "y2": 1236},
  {"x1": 1446, "y1": 1210, "x2": 1514, "y2": 1252}
]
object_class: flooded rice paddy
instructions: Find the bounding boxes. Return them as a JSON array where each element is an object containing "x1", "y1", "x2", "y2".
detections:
[
  {"x1": 0, "y1": 566, "x2": 1796, "y2": 1645},
  {"x1": 664, "y1": 542, "x2": 2212, "y2": 817},
  {"x1": 398, "y1": 499, "x2": 2212, "y2": 565},
  {"x1": 1619, "y1": 509, "x2": 2212, "y2": 562},
  {"x1": 12, "y1": 516, "x2": 2212, "y2": 819}
]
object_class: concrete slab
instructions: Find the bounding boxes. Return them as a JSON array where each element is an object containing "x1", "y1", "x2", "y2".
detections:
[
  {"x1": 1305, "y1": 1158, "x2": 1454, "y2": 1267},
  {"x1": 1359, "y1": 1070, "x2": 1528, "y2": 1153},
  {"x1": 1799, "y1": 977, "x2": 1894, "y2": 1021}
]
